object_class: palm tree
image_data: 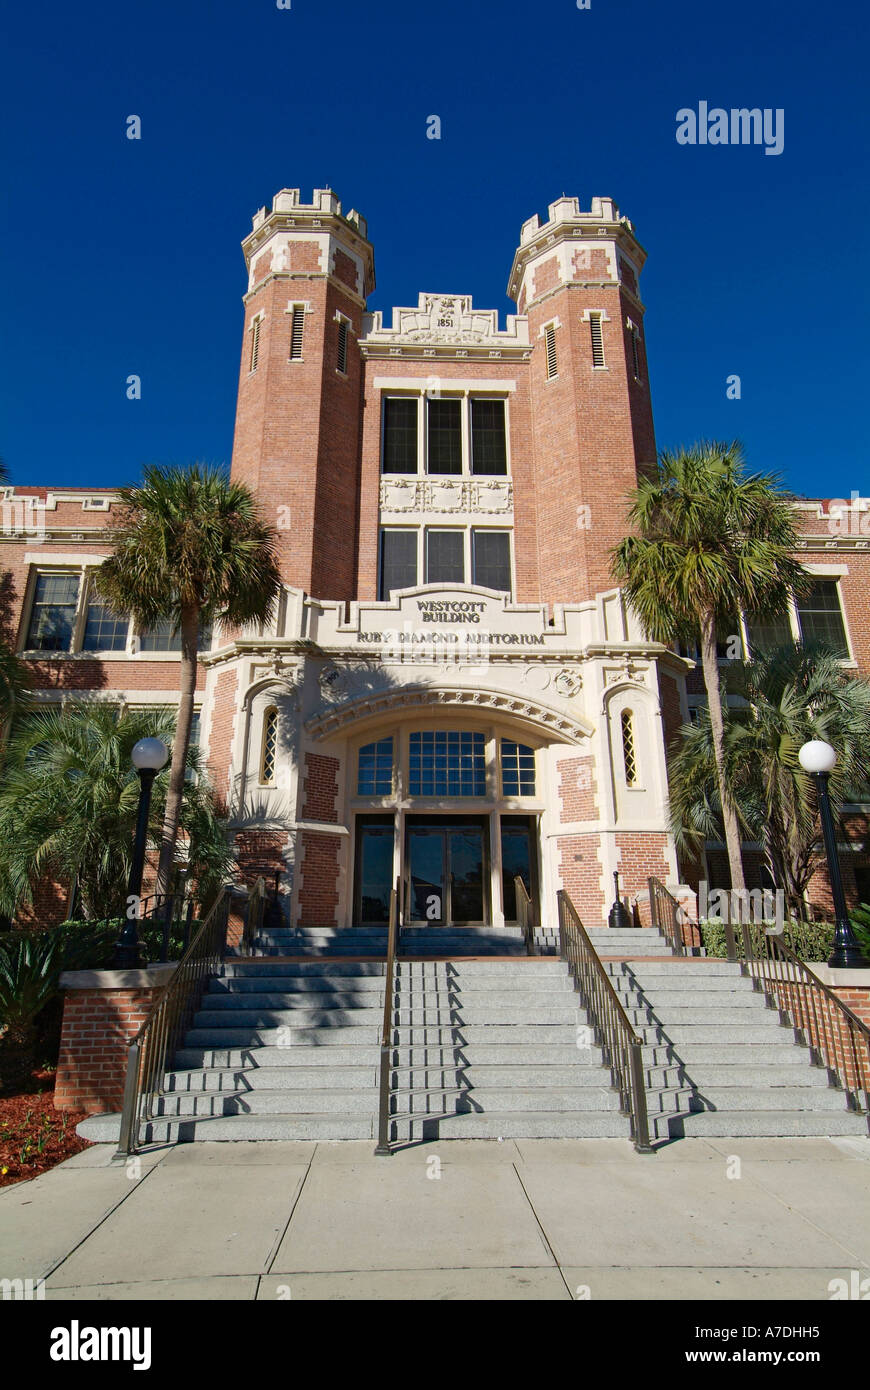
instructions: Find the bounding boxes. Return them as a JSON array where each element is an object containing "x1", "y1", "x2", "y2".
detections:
[
  {"x1": 667, "y1": 643, "x2": 870, "y2": 915},
  {"x1": 0, "y1": 704, "x2": 234, "y2": 921},
  {"x1": 95, "y1": 464, "x2": 282, "y2": 896},
  {"x1": 612, "y1": 441, "x2": 809, "y2": 893},
  {"x1": 0, "y1": 457, "x2": 29, "y2": 733}
]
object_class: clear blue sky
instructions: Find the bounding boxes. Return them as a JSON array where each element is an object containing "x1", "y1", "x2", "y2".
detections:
[{"x1": 1, "y1": 0, "x2": 867, "y2": 499}]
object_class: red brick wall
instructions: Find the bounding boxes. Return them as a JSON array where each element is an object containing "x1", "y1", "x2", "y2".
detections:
[
  {"x1": 297, "y1": 831, "x2": 340, "y2": 926},
  {"x1": 614, "y1": 832, "x2": 671, "y2": 901},
  {"x1": 301, "y1": 753, "x2": 339, "y2": 822},
  {"x1": 557, "y1": 834, "x2": 604, "y2": 927},
  {"x1": 558, "y1": 756, "x2": 596, "y2": 822},
  {"x1": 206, "y1": 667, "x2": 239, "y2": 800},
  {"x1": 233, "y1": 830, "x2": 288, "y2": 883},
  {"x1": 55, "y1": 984, "x2": 165, "y2": 1114}
]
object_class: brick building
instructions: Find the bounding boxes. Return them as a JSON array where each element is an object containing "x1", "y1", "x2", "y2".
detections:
[{"x1": 2, "y1": 187, "x2": 868, "y2": 931}]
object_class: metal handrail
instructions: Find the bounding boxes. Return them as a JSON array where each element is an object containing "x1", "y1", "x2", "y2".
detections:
[
  {"x1": 514, "y1": 875, "x2": 536, "y2": 956},
  {"x1": 557, "y1": 889, "x2": 654, "y2": 1153},
  {"x1": 647, "y1": 876, "x2": 688, "y2": 957},
  {"x1": 115, "y1": 887, "x2": 232, "y2": 1156},
  {"x1": 240, "y1": 877, "x2": 267, "y2": 956},
  {"x1": 374, "y1": 879, "x2": 400, "y2": 1156},
  {"x1": 739, "y1": 922, "x2": 870, "y2": 1111}
]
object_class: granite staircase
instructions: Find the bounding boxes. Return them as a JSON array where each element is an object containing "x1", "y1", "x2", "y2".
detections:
[{"x1": 607, "y1": 958, "x2": 869, "y2": 1139}]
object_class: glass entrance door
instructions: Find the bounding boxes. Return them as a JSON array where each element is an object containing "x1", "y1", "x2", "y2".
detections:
[
  {"x1": 501, "y1": 815, "x2": 538, "y2": 924},
  {"x1": 406, "y1": 818, "x2": 488, "y2": 925},
  {"x1": 354, "y1": 816, "x2": 395, "y2": 924}
]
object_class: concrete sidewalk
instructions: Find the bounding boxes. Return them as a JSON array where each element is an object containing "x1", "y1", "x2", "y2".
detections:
[{"x1": 1, "y1": 1136, "x2": 869, "y2": 1300}]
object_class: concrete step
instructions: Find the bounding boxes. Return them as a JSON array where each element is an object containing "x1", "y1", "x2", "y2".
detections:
[
  {"x1": 388, "y1": 1025, "x2": 580, "y2": 1046},
  {"x1": 221, "y1": 961, "x2": 387, "y2": 978},
  {"x1": 645, "y1": 1063, "x2": 831, "y2": 1089},
  {"x1": 192, "y1": 1007, "x2": 382, "y2": 1028},
  {"x1": 399, "y1": 1087, "x2": 624, "y2": 1114},
  {"x1": 387, "y1": 1111, "x2": 632, "y2": 1140},
  {"x1": 606, "y1": 961, "x2": 740, "y2": 977},
  {"x1": 154, "y1": 1088, "x2": 377, "y2": 1117},
  {"x1": 185, "y1": 1026, "x2": 381, "y2": 1047},
  {"x1": 649, "y1": 1110, "x2": 869, "y2": 1139},
  {"x1": 626, "y1": 1005, "x2": 777, "y2": 1024},
  {"x1": 683, "y1": 1086, "x2": 852, "y2": 1113},
  {"x1": 175, "y1": 1045, "x2": 381, "y2": 1069},
  {"x1": 388, "y1": 1064, "x2": 610, "y2": 1089},
  {"x1": 164, "y1": 1066, "x2": 376, "y2": 1092},
  {"x1": 636, "y1": 1024, "x2": 789, "y2": 1045},
  {"x1": 208, "y1": 976, "x2": 386, "y2": 995},
  {"x1": 203, "y1": 991, "x2": 382, "y2": 1009},
  {"x1": 392, "y1": 1004, "x2": 581, "y2": 1024},
  {"x1": 78, "y1": 1112, "x2": 377, "y2": 1143}
]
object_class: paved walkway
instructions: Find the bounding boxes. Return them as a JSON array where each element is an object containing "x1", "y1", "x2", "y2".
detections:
[{"x1": 2, "y1": 1136, "x2": 869, "y2": 1300}]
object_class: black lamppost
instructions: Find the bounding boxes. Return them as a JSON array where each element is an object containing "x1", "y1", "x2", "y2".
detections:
[
  {"x1": 113, "y1": 737, "x2": 169, "y2": 968},
  {"x1": 608, "y1": 870, "x2": 633, "y2": 930},
  {"x1": 798, "y1": 739, "x2": 868, "y2": 970}
]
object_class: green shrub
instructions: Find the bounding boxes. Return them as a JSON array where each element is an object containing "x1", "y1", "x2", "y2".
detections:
[
  {"x1": 701, "y1": 909, "x2": 870, "y2": 962},
  {"x1": 699, "y1": 917, "x2": 835, "y2": 961},
  {"x1": 0, "y1": 933, "x2": 67, "y2": 1090}
]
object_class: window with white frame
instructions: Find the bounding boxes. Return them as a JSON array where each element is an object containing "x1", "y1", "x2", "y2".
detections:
[
  {"x1": 249, "y1": 314, "x2": 262, "y2": 372},
  {"x1": 796, "y1": 579, "x2": 850, "y2": 657},
  {"x1": 24, "y1": 572, "x2": 81, "y2": 651},
  {"x1": 289, "y1": 305, "x2": 305, "y2": 360},
  {"x1": 381, "y1": 393, "x2": 510, "y2": 477},
  {"x1": 589, "y1": 312, "x2": 606, "y2": 368},
  {"x1": 379, "y1": 527, "x2": 512, "y2": 599},
  {"x1": 336, "y1": 317, "x2": 349, "y2": 374},
  {"x1": 500, "y1": 740, "x2": 536, "y2": 795},
  {"x1": 260, "y1": 707, "x2": 278, "y2": 785},
  {"x1": 545, "y1": 325, "x2": 558, "y2": 379}
]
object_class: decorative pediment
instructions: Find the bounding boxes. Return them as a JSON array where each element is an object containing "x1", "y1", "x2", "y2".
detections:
[{"x1": 362, "y1": 293, "x2": 530, "y2": 353}]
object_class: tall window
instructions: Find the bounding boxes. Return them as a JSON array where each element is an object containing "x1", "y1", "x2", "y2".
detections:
[
  {"x1": 249, "y1": 315, "x2": 261, "y2": 372},
  {"x1": 621, "y1": 710, "x2": 638, "y2": 786},
  {"x1": 470, "y1": 399, "x2": 507, "y2": 475},
  {"x1": 82, "y1": 590, "x2": 129, "y2": 652},
  {"x1": 337, "y1": 319, "x2": 349, "y2": 374},
  {"x1": 260, "y1": 707, "x2": 278, "y2": 785},
  {"x1": 379, "y1": 530, "x2": 417, "y2": 599},
  {"x1": 426, "y1": 530, "x2": 464, "y2": 584},
  {"x1": 472, "y1": 530, "x2": 511, "y2": 594},
  {"x1": 409, "y1": 730, "x2": 486, "y2": 797},
  {"x1": 796, "y1": 579, "x2": 849, "y2": 657},
  {"x1": 628, "y1": 323, "x2": 642, "y2": 380},
  {"x1": 589, "y1": 313, "x2": 605, "y2": 368},
  {"x1": 545, "y1": 325, "x2": 558, "y2": 379},
  {"x1": 746, "y1": 612, "x2": 793, "y2": 656},
  {"x1": 357, "y1": 738, "x2": 394, "y2": 795},
  {"x1": 501, "y1": 740, "x2": 536, "y2": 795},
  {"x1": 382, "y1": 397, "x2": 418, "y2": 474},
  {"x1": 138, "y1": 619, "x2": 213, "y2": 653},
  {"x1": 289, "y1": 306, "x2": 305, "y2": 360},
  {"x1": 25, "y1": 572, "x2": 80, "y2": 651},
  {"x1": 427, "y1": 398, "x2": 462, "y2": 474}
]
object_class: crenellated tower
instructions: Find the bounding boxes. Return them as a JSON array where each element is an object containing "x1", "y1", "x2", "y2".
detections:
[
  {"x1": 508, "y1": 195, "x2": 656, "y2": 604},
  {"x1": 229, "y1": 188, "x2": 375, "y2": 599}
]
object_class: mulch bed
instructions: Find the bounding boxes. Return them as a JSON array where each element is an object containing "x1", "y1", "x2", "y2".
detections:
[{"x1": 0, "y1": 1070, "x2": 90, "y2": 1188}]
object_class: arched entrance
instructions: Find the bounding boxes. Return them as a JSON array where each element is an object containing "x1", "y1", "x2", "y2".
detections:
[{"x1": 306, "y1": 685, "x2": 592, "y2": 931}]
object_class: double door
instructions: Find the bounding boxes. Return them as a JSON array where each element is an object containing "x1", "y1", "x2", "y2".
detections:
[{"x1": 406, "y1": 818, "x2": 487, "y2": 925}]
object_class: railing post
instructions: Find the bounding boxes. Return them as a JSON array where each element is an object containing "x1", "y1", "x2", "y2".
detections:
[
  {"x1": 628, "y1": 1038, "x2": 654, "y2": 1154},
  {"x1": 375, "y1": 881, "x2": 399, "y2": 1156},
  {"x1": 114, "y1": 1041, "x2": 141, "y2": 1159}
]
